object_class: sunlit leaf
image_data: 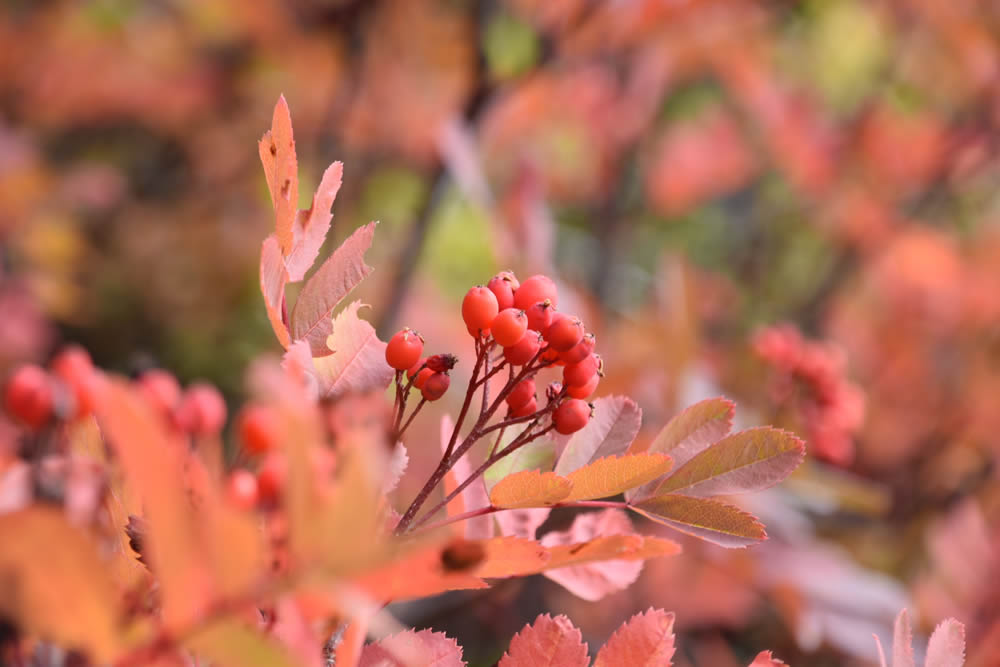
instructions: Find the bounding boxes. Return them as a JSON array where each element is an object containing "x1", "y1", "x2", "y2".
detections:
[
  {"x1": 489, "y1": 470, "x2": 571, "y2": 509},
  {"x1": 359, "y1": 629, "x2": 466, "y2": 667},
  {"x1": 593, "y1": 609, "x2": 676, "y2": 667},
  {"x1": 562, "y1": 454, "x2": 673, "y2": 502},
  {"x1": 499, "y1": 615, "x2": 589, "y2": 667},
  {"x1": 311, "y1": 301, "x2": 394, "y2": 399},
  {"x1": 630, "y1": 494, "x2": 767, "y2": 548},
  {"x1": 285, "y1": 161, "x2": 343, "y2": 282},
  {"x1": 258, "y1": 95, "x2": 298, "y2": 256},
  {"x1": 554, "y1": 396, "x2": 641, "y2": 475}
]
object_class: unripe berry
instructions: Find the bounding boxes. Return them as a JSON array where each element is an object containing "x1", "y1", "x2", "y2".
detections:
[
  {"x1": 506, "y1": 378, "x2": 536, "y2": 411},
  {"x1": 513, "y1": 274, "x2": 559, "y2": 310},
  {"x1": 560, "y1": 333, "x2": 595, "y2": 365},
  {"x1": 553, "y1": 398, "x2": 591, "y2": 434},
  {"x1": 545, "y1": 313, "x2": 584, "y2": 351},
  {"x1": 491, "y1": 309, "x2": 528, "y2": 347},
  {"x1": 3, "y1": 365, "x2": 53, "y2": 429},
  {"x1": 385, "y1": 328, "x2": 424, "y2": 371},
  {"x1": 487, "y1": 272, "x2": 519, "y2": 311},
  {"x1": 256, "y1": 453, "x2": 287, "y2": 504},
  {"x1": 462, "y1": 286, "x2": 499, "y2": 335},
  {"x1": 563, "y1": 353, "x2": 602, "y2": 388},
  {"x1": 227, "y1": 469, "x2": 259, "y2": 510},
  {"x1": 137, "y1": 369, "x2": 182, "y2": 418},
  {"x1": 175, "y1": 383, "x2": 227, "y2": 436},
  {"x1": 238, "y1": 404, "x2": 280, "y2": 455},
  {"x1": 511, "y1": 397, "x2": 537, "y2": 418},
  {"x1": 421, "y1": 372, "x2": 450, "y2": 401},
  {"x1": 525, "y1": 300, "x2": 554, "y2": 335},
  {"x1": 503, "y1": 330, "x2": 542, "y2": 366},
  {"x1": 567, "y1": 373, "x2": 599, "y2": 399}
]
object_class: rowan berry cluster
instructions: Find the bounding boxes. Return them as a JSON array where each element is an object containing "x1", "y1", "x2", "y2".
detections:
[{"x1": 754, "y1": 325, "x2": 865, "y2": 465}]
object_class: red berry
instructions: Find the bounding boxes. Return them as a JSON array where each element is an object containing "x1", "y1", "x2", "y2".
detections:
[
  {"x1": 239, "y1": 404, "x2": 280, "y2": 455},
  {"x1": 462, "y1": 286, "x2": 500, "y2": 335},
  {"x1": 175, "y1": 383, "x2": 227, "y2": 436},
  {"x1": 256, "y1": 454, "x2": 287, "y2": 504},
  {"x1": 425, "y1": 353, "x2": 458, "y2": 372},
  {"x1": 540, "y1": 346, "x2": 561, "y2": 364},
  {"x1": 560, "y1": 333, "x2": 595, "y2": 365},
  {"x1": 545, "y1": 314, "x2": 584, "y2": 351},
  {"x1": 525, "y1": 300, "x2": 555, "y2": 335},
  {"x1": 513, "y1": 274, "x2": 558, "y2": 310},
  {"x1": 386, "y1": 329, "x2": 424, "y2": 371},
  {"x1": 227, "y1": 469, "x2": 259, "y2": 510},
  {"x1": 413, "y1": 367, "x2": 435, "y2": 389},
  {"x1": 567, "y1": 373, "x2": 599, "y2": 399},
  {"x1": 553, "y1": 399, "x2": 591, "y2": 434},
  {"x1": 3, "y1": 365, "x2": 53, "y2": 429},
  {"x1": 407, "y1": 358, "x2": 427, "y2": 381},
  {"x1": 511, "y1": 397, "x2": 537, "y2": 418},
  {"x1": 491, "y1": 309, "x2": 528, "y2": 347},
  {"x1": 51, "y1": 346, "x2": 107, "y2": 418},
  {"x1": 506, "y1": 378, "x2": 536, "y2": 411},
  {"x1": 421, "y1": 372, "x2": 451, "y2": 401},
  {"x1": 563, "y1": 353, "x2": 601, "y2": 387},
  {"x1": 503, "y1": 330, "x2": 542, "y2": 366},
  {"x1": 487, "y1": 272, "x2": 519, "y2": 311},
  {"x1": 138, "y1": 370, "x2": 181, "y2": 418}
]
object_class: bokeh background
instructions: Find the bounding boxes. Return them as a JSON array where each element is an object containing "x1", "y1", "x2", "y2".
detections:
[{"x1": 2, "y1": 0, "x2": 1000, "y2": 665}]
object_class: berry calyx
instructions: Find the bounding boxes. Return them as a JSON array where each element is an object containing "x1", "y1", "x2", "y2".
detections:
[
  {"x1": 3, "y1": 365, "x2": 54, "y2": 429},
  {"x1": 425, "y1": 353, "x2": 458, "y2": 373},
  {"x1": 238, "y1": 404, "x2": 280, "y2": 455},
  {"x1": 503, "y1": 330, "x2": 542, "y2": 366},
  {"x1": 546, "y1": 382, "x2": 563, "y2": 402},
  {"x1": 567, "y1": 373, "x2": 599, "y2": 399},
  {"x1": 560, "y1": 333, "x2": 595, "y2": 365},
  {"x1": 525, "y1": 300, "x2": 554, "y2": 335},
  {"x1": 506, "y1": 378, "x2": 536, "y2": 411},
  {"x1": 563, "y1": 353, "x2": 602, "y2": 388},
  {"x1": 174, "y1": 383, "x2": 227, "y2": 436},
  {"x1": 491, "y1": 309, "x2": 528, "y2": 347},
  {"x1": 462, "y1": 286, "x2": 500, "y2": 336},
  {"x1": 227, "y1": 469, "x2": 259, "y2": 510},
  {"x1": 421, "y1": 372, "x2": 451, "y2": 401},
  {"x1": 513, "y1": 274, "x2": 559, "y2": 310},
  {"x1": 545, "y1": 313, "x2": 584, "y2": 351},
  {"x1": 552, "y1": 398, "x2": 592, "y2": 434},
  {"x1": 487, "y1": 271, "x2": 519, "y2": 311},
  {"x1": 386, "y1": 328, "x2": 424, "y2": 371}
]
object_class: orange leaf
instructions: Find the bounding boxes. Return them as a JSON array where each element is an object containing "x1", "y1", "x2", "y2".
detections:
[
  {"x1": 258, "y1": 95, "x2": 298, "y2": 255},
  {"x1": 562, "y1": 454, "x2": 673, "y2": 502},
  {"x1": 354, "y1": 542, "x2": 486, "y2": 602},
  {"x1": 489, "y1": 470, "x2": 572, "y2": 509},
  {"x1": 593, "y1": 609, "x2": 676, "y2": 667},
  {"x1": 499, "y1": 615, "x2": 589, "y2": 667},
  {"x1": 474, "y1": 536, "x2": 550, "y2": 578},
  {"x1": 545, "y1": 534, "x2": 681, "y2": 570},
  {"x1": 630, "y1": 494, "x2": 766, "y2": 548}
]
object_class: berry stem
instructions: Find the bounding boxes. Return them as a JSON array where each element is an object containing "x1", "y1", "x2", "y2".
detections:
[
  {"x1": 413, "y1": 498, "x2": 628, "y2": 535},
  {"x1": 397, "y1": 397, "x2": 427, "y2": 438}
]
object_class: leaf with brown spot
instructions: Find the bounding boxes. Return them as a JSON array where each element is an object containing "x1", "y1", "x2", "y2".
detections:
[
  {"x1": 258, "y1": 95, "x2": 298, "y2": 255},
  {"x1": 474, "y1": 536, "x2": 550, "y2": 579}
]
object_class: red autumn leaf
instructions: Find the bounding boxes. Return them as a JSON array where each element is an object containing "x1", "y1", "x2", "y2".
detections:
[
  {"x1": 290, "y1": 222, "x2": 377, "y2": 356},
  {"x1": 554, "y1": 396, "x2": 642, "y2": 475},
  {"x1": 311, "y1": 301, "x2": 394, "y2": 399},
  {"x1": 499, "y1": 615, "x2": 590, "y2": 667},
  {"x1": 358, "y1": 629, "x2": 466, "y2": 667},
  {"x1": 284, "y1": 161, "x2": 343, "y2": 282},
  {"x1": 630, "y1": 494, "x2": 767, "y2": 548},
  {"x1": 258, "y1": 95, "x2": 298, "y2": 256},
  {"x1": 489, "y1": 469, "x2": 572, "y2": 509},
  {"x1": 747, "y1": 650, "x2": 787, "y2": 666},
  {"x1": 260, "y1": 234, "x2": 291, "y2": 348},
  {"x1": 593, "y1": 608, "x2": 676, "y2": 667},
  {"x1": 355, "y1": 542, "x2": 487, "y2": 603},
  {"x1": 561, "y1": 453, "x2": 673, "y2": 502}
]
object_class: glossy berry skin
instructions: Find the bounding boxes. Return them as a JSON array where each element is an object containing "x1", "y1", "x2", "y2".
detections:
[
  {"x1": 567, "y1": 373, "x2": 599, "y2": 399},
  {"x1": 560, "y1": 333, "x2": 595, "y2": 365},
  {"x1": 421, "y1": 372, "x2": 450, "y2": 401},
  {"x1": 503, "y1": 330, "x2": 542, "y2": 366},
  {"x1": 506, "y1": 378, "x2": 536, "y2": 411},
  {"x1": 238, "y1": 404, "x2": 280, "y2": 455},
  {"x1": 137, "y1": 369, "x2": 182, "y2": 418},
  {"x1": 3, "y1": 365, "x2": 53, "y2": 429},
  {"x1": 385, "y1": 329, "x2": 424, "y2": 371},
  {"x1": 174, "y1": 383, "x2": 227, "y2": 436},
  {"x1": 227, "y1": 469, "x2": 259, "y2": 510},
  {"x1": 487, "y1": 272, "x2": 518, "y2": 311},
  {"x1": 511, "y1": 397, "x2": 538, "y2": 418},
  {"x1": 462, "y1": 286, "x2": 500, "y2": 335},
  {"x1": 525, "y1": 300, "x2": 554, "y2": 335},
  {"x1": 491, "y1": 309, "x2": 528, "y2": 347},
  {"x1": 413, "y1": 367, "x2": 435, "y2": 389},
  {"x1": 545, "y1": 313, "x2": 584, "y2": 351},
  {"x1": 563, "y1": 353, "x2": 601, "y2": 387},
  {"x1": 513, "y1": 274, "x2": 559, "y2": 310},
  {"x1": 407, "y1": 358, "x2": 427, "y2": 381},
  {"x1": 553, "y1": 398, "x2": 591, "y2": 434}
]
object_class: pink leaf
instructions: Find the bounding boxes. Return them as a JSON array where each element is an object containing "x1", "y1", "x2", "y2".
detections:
[
  {"x1": 311, "y1": 301, "x2": 394, "y2": 399},
  {"x1": 495, "y1": 507, "x2": 551, "y2": 540},
  {"x1": 630, "y1": 494, "x2": 767, "y2": 548},
  {"x1": 290, "y1": 222, "x2": 376, "y2": 356},
  {"x1": 627, "y1": 397, "x2": 734, "y2": 501},
  {"x1": 499, "y1": 615, "x2": 590, "y2": 667},
  {"x1": 285, "y1": 162, "x2": 343, "y2": 282},
  {"x1": 925, "y1": 618, "x2": 965, "y2": 667},
  {"x1": 280, "y1": 340, "x2": 319, "y2": 399},
  {"x1": 540, "y1": 509, "x2": 643, "y2": 601},
  {"x1": 747, "y1": 650, "x2": 787, "y2": 666},
  {"x1": 260, "y1": 234, "x2": 290, "y2": 348},
  {"x1": 441, "y1": 415, "x2": 493, "y2": 540},
  {"x1": 555, "y1": 396, "x2": 641, "y2": 475},
  {"x1": 358, "y1": 629, "x2": 466, "y2": 667},
  {"x1": 593, "y1": 608, "x2": 676, "y2": 667},
  {"x1": 893, "y1": 608, "x2": 915, "y2": 667}
]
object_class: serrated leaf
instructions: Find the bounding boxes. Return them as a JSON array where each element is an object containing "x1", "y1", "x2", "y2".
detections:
[
  {"x1": 311, "y1": 301, "x2": 394, "y2": 399},
  {"x1": 260, "y1": 234, "x2": 290, "y2": 347},
  {"x1": 748, "y1": 650, "x2": 788, "y2": 666},
  {"x1": 187, "y1": 619, "x2": 302, "y2": 667},
  {"x1": 489, "y1": 470, "x2": 571, "y2": 509},
  {"x1": 0, "y1": 507, "x2": 123, "y2": 662},
  {"x1": 628, "y1": 397, "x2": 733, "y2": 502},
  {"x1": 925, "y1": 618, "x2": 965, "y2": 667},
  {"x1": 290, "y1": 222, "x2": 376, "y2": 356},
  {"x1": 475, "y1": 536, "x2": 550, "y2": 578},
  {"x1": 890, "y1": 606, "x2": 914, "y2": 667},
  {"x1": 562, "y1": 454, "x2": 673, "y2": 502},
  {"x1": 554, "y1": 396, "x2": 642, "y2": 475},
  {"x1": 630, "y1": 494, "x2": 767, "y2": 548},
  {"x1": 259, "y1": 95, "x2": 298, "y2": 256},
  {"x1": 285, "y1": 161, "x2": 343, "y2": 282},
  {"x1": 652, "y1": 427, "x2": 804, "y2": 498},
  {"x1": 593, "y1": 608, "x2": 676, "y2": 667},
  {"x1": 359, "y1": 629, "x2": 466, "y2": 667},
  {"x1": 499, "y1": 615, "x2": 590, "y2": 667}
]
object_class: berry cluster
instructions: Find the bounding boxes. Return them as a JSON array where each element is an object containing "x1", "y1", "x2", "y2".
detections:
[
  {"x1": 2, "y1": 346, "x2": 107, "y2": 429},
  {"x1": 754, "y1": 325, "x2": 865, "y2": 465}
]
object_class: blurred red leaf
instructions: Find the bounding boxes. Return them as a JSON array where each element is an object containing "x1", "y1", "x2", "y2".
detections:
[
  {"x1": 747, "y1": 650, "x2": 787, "y2": 666},
  {"x1": 359, "y1": 629, "x2": 466, "y2": 667},
  {"x1": 593, "y1": 608, "x2": 676, "y2": 667},
  {"x1": 499, "y1": 614, "x2": 589, "y2": 667}
]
